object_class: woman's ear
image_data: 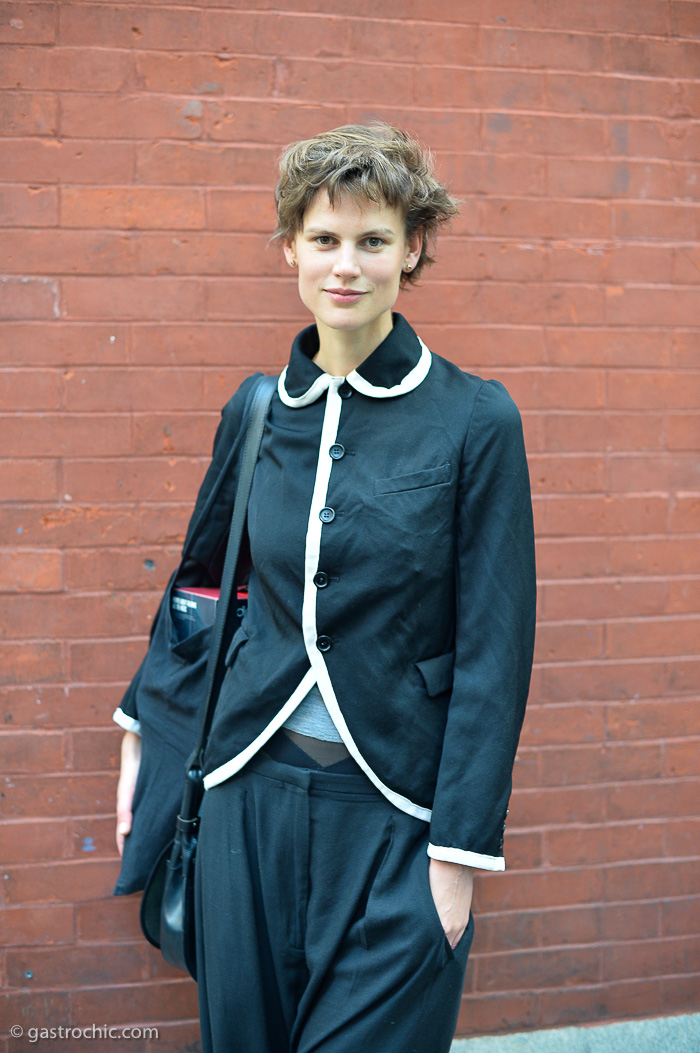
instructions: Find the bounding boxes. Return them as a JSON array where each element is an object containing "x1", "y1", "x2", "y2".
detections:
[
  {"x1": 404, "y1": 230, "x2": 423, "y2": 272},
  {"x1": 283, "y1": 238, "x2": 297, "y2": 268}
]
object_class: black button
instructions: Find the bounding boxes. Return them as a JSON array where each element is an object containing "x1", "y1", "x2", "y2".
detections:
[
  {"x1": 329, "y1": 443, "x2": 345, "y2": 460},
  {"x1": 316, "y1": 635, "x2": 333, "y2": 652},
  {"x1": 319, "y1": 507, "x2": 336, "y2": 523},
  {"x1": 313, "y1": 571, "x2": 329, "y2": 588},
  {"x1": 338, "y1": 383, "x2": 353, "y2": 399}
]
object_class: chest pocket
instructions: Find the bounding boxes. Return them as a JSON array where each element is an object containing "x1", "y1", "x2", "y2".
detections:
[{"x1": 374, "y1": 462, "x2": 451, "y2": 496}]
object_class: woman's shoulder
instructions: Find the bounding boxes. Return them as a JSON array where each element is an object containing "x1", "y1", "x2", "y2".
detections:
[{"x1": 427, "y1": 351, "x2": 522, "y2": 425}]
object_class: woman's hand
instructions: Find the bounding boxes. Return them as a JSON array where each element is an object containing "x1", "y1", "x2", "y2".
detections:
[
  {"x1": 428, "y1": 858, "x2": 474, "y2": 950},
  {"x1": 116, "y1": 730, "x2": 142, "y2": 856}
]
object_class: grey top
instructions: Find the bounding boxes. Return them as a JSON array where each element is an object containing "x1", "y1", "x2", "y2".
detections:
[{"x1": 282, "y1": 683, "x2": 344, "y2": 742}]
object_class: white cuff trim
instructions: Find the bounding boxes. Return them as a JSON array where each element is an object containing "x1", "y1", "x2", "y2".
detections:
[
  {"x1": 428, "y1": 843, "x2": 505, "y2": 872},
  {"x1": 112, "y1": 707, "x2": 141, "y2": 735}
]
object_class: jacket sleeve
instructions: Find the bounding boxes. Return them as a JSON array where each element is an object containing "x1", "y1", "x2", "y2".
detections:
[
  {"x1": 111, "y1": 373, "x2": 262, "y2": 735},
  {"x1": 427, "y1": 379, "x2": 536, "y2": 871}
]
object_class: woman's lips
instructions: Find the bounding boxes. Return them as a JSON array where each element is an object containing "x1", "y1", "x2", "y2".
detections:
[{"x1": 325, "y1": 289, "x2": 367, "y2": 304}]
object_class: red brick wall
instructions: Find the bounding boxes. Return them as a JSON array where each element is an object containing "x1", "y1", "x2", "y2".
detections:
[{"x1": 1, "y1": 2, "x2": 699, "y2": 1047}]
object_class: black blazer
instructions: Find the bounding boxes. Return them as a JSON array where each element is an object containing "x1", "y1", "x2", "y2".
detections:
[{"x1": 116, "y1": 314, "x2": 536, "y2": 871}]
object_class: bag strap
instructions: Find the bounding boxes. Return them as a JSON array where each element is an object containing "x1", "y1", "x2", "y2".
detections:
[{"x1": 188, "y1": 373, "x2": 277, "y2": 775}]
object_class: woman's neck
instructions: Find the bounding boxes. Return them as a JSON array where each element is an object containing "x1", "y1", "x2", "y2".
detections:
[{"x1": 312, "y1": 314, "x2": 394, "y2": 377}]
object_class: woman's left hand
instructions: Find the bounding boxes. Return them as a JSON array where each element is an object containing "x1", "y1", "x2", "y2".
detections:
[{"x1": 428, "y1": 858, "x2": 474, "y2": 949}]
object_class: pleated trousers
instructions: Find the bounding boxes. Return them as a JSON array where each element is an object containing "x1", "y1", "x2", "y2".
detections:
[{"x1": 195, "y1": 750, "x2": 474, "y2": 1053}]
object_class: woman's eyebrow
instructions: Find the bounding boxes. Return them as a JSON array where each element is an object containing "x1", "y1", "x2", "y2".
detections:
[{"x1": 304, "y1": 226, "x2": 397, "y2": 237}]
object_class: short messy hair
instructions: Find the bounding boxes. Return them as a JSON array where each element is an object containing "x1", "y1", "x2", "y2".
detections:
[{"x1": 273, "y1": 122, "x2": 459, "y2": 284}]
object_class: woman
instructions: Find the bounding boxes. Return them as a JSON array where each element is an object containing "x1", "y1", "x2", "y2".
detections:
[{"x1": 115, "y1": 123, "x2": 536, "y2": 1052}]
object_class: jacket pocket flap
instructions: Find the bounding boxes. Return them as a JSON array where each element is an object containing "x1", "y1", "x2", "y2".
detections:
[
  {"x1": 415, "y1": 650, "x2": 455, "y2": 698},
  {"x1": 374, "y1": 462, "x2": 451, "y2": 495}
]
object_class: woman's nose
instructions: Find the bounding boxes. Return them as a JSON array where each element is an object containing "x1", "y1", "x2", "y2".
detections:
[{"x1": 333, "y1": 244, "x2": 361, "y2": 277}]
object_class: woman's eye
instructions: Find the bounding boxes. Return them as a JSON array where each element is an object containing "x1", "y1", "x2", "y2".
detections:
[
  {"x1": 365, "y1": 237, "x2": 384, "y2": 248},
  {"x1": 315, "y1": 236, "x2": 334, "y2": 246}
]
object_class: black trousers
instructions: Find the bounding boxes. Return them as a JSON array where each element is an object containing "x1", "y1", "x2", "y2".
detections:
[{"x1": 195, "y1": 748, "x2": 474, "y2": 1053}]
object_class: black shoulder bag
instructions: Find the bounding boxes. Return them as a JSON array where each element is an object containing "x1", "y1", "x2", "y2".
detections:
[{"x1": 139, "y1": 374, "x2": 276, "y2": 980}]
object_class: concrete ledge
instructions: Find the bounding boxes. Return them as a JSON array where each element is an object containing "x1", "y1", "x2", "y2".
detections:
[{"x1": 452, "y1": 1012, "x2": 700, "y2": 1052}]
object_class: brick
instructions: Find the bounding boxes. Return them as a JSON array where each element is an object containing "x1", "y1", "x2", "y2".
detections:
[
  {"x1": 0, "y1": 819, "x2": 67, "y2": 863},
  {"x1": 604, "y1": 935, "x2": 700, "y2": 982},
  {"x1": 547, "y1": 71, "x2": 675, "y2": 117},
  {"x1": 6, "y1": 943, "x2": 149, "y2": 987},
  {"x1": 669, "y1": 494, "x2": 700, "y2": 533},
  {"x1": 538, "y1": 980, "x2": 662, "y2": 1031},
  {"x1": 604, "y1": 286, "x2": 700, "y2": 327},
  {"x1": 479, "y1": 867, "x2": 606, "y2": 914},
  {"x1": 547, "y1": 0, "x2": 669, "y2": 34},
  {"x1": 207, "y1": 99, "x2": 348, "y2": 144},
  {"x1": 68, "y1": 638, "x2": 151, "y2": 683},
  {"x1": 0, "y1": 729, "x2": 65, "y2": 773},
  {"x1": 61, "y1": 187, "x2": 204, "y2": 231},
  {"x1": 137, "y1": 141, "x2": 275, "y2": 188},
  {"x1": 456, "y1": 991, "x2": 539, "y2": 1039},
  {"x1": 511, "y1": 785, "x2": 606, "y2": 828},
  {"x1": 528, "y1": 453, "x2": 604, "y2": 494},
  {"x1": 607, "y1": 617, "x2": 700, "y2": 659},
  {"x1": 2, "y1": 904, "x2": 74, "y2": 946},
  {"x1": 608, "y1": 537, "x2": 700, "y2": 576},
  {"x1": 64, "y1": 545, "x2": 179, "y2": 590},
  {"x1": 134, "y1": 231, "x2": 281, "y2": 277},
  {"x1": 672, "y1": 1, "x2": 700, "y2": 37},
  {"x1": 277, "y1": 56, "x2": 415, "y2": 107},
  {"x1": 0, "y1": 277, "x2": 58, "y2": 320},
  {"x1": 540, "y1": 580, "x2": 668, "y2": 621},
  {"x1": 69, "y1": 815, "x2": 121, "y2": 859},
  {"x1": 0, "y1": 184, "x2": 58, "y2": 225},
  {"x1": 607, "y1": 453, "x2": 700, "y2": 492},
  {"x1": 0, "y1": 323, "x2": 129, "y2": 366},
  {"x1": 63, "y1": 366, "x2": 208, "y2": 413},
  {"x1": 72, "y1": 980, "x2": 198, "y2": 1027},
  {"x1": 614, "y1": 202, "x2": 700, "y2": 240},
  {"x1": 3, "y1": 859, "x2": 118, "y2": 903},
  {"x1": 534, "y1": 622, "x2": 604, "y2": 663},
  {"x1": 671, "y1": 330, "x2": 700, "y2": 367},
  {"x1": 0, "y1": 502, "x2": 142, "y2": 549},
  {"x1": 0, "y1": 89, "x2": 55, "y2": 134},
  {"x1": 0, "y1": 138, "x2": 134, "y2": 184},
  {"x1": 477, "y1": 945, "x2": 601, "y2": 992},
  {"x1": 481, "y1": 198, "x2": 610, "y2": 239},
  {"x1": 660, "y1": 974, "x2": 700, "y2": 1014},
  {"x1": 1, "y1": 590, "x2": 156, "y2": 640},
  {"x1": 3, "y1": 230, "x2": 137, "y2": 275},
  {"x1": 607, "y1": 698, "x2": 698, "y2": 742},
  {"x1": 542, "y1": 411, "x2": 666, "y2": 453},
  {"x1": 534, "y1": 743, "x2": 661, "y2": 788},
  {"x1": 0, "y1": 459, "x2": 58, "y2": 500},
  {"x1": 135, "y1": 503, "x2": 192, "y2": 545},
  {"x1": 61, "y1": 456, "x2": 207, "y2": 504},
  {"x1": 535, "y1": 494, "x2": 667, "y2": 537},
  {"x1": 1, "y1": 684, "x2": 121, "y2": 729},
  {"x1": 609, "y1": 35, "x2": 700, "y2": 80},
  {"x1": 520, "y1": 703, "x2": 605, "y2": 747},
  {"x1": 667, "y1": 577, "x2": 700, "y2": 614},
  {"x1": 61, "y1": 277, "x2": 205, "y2": 320},
  {"x1": 69, "y1": 728, "x2": 121, "y2": 772},
  {"x1": 607, "y1": 779, "x2": 700, "y2": 822},
  {"x1": 476, "y1": 910, "x2": 541, "y2": 954},
  {"x1": 60, "y1": 93, "x2": 204, "y2": 140},
  {"x1": 545, "y1": 821, "x2": 664, "y2": 866},
  {"x1": 545, "y1": 328, "x2": 669, "y2": 367},
  {"x1": 0, "y1": 548, "x2": 62, "y2": 591},
  {"x1": 0, "y1": 992, "x2": 70, "y2": 1030},
  {"x1": 0, "y1": 2, "x2": 56, "y2": 43},
  {"x1": 662, "y1": 895, "x2": 700, "y2": 935},
  {"x1": 77, "y1": 895, "x2": 142, "y2": 941},
  {"x1": 535, "y1": 538, "x2": 608, "y2": 578},
  {"x1": 663, "y1": 741, "x2": 700, "y2": 778},
  {"x1": 0, "y1": 414, "x2": 132, "y2": 458},
  {"x1": 542, "y1": 658, "x2": 667, "y2": 702},
  {"x1": 483, "y1": 113, "x2": 607, "y2": 156},
  {"x1": 132, "y1": 413, "x2": 218, "y2": 456},
  {"x1": 58, "y1": 3, "x2": 202, "y2": 49},
  {"x1": 134, "y1": 49, "x2": 272, "y2": 95},
  {"x1": 0, "y1": 43, "x2": 129, "y2": 90},
  {"x1": 0, "y1": 772, "x2": 116, "y2": 818},
  {"x1": 611, "y1": 118, "x2": 700, "y2": 162}
]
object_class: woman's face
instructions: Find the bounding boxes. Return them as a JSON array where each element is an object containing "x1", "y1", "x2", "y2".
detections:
[{"x1": 284, "y1": 190, "x2": 422, "y2": 352}]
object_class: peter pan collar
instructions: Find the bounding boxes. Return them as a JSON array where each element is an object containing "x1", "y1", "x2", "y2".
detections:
[{"x1": 278, "y1": 313, "x2": 431, "y2": 408}]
